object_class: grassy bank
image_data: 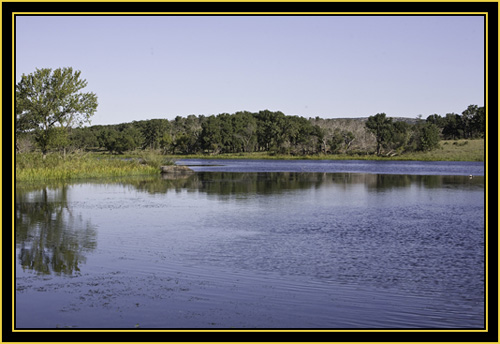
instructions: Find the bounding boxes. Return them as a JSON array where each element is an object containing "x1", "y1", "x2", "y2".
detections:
[
  {"x1": 166, "y1": 139, "x2": 485, "y2": 162},
  {"x1": 15, "y1": 139, "x2": 484, "y2": 183},
  {"x1": 387, "y1": 139, "x2": 485, "y2": 162},
  {"x1": 15, "y1": 152, "x2": 164, "y2": 183}
]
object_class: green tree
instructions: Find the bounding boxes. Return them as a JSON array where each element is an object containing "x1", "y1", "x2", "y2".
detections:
[
  {"x1": 342, "y1": 130, "x2": 355, "y2": 151},
  {"x1": 114, "y1": 132, "x2": 137, "y2": 154},
  {"x1": 159, "y1": 132, "x2": 174, "y2": 154},
  {"x1": 16, "y1": 67, "x2": 98, "y2": 157},
  {"x1": 474, "y1": 106, "x2": 485, "y2": 138},
  {"x1": 233, "y1": 111, "x2": 257, "y2": 153},
  {"x1": 462, "y1": 104, "x2": 485, "y2": 138},
  {"x1": 15, "y1": 87, "x2": 35, "y2": 152},
  {"x1": 328, "y1": 128, "x2": 355, "y2": 153},
  {"x1": 173, "y1": 133, "x2": 191, "y2": 154},
  {"x1": 101, "y1": 129, "x2": 119, "y2": 154},
  {"x1": 201, "y1": 115, "x2": 222, "y2": 154},
  {"x1": 140, "y1": 119, "x2": 170, "y2": 150},
  {"x1": 426, "y1": 114, "x2": 446, "y2": 129},
  {"x1": 442, "y1": 113, "x2": 463, "y2": 140},
  {"x1": 255, "y1": 110, "x2": 286, "y2": 152},
  {"x1": 328, "y1": 128, "x2": 345, "y2": 153},
  {"x1": 286, "y1": 116, "x2": 307, "y2": 154},
  {"x1": 390, "y1": 121, "x2": 411, "y2": 153},
  {"x1": 69, "y1": 127, "x2": 97, "y2": 150},
  {"x1": 365, "y1": 113, "x2": 393, "y2": 155},
  {"x1": 219, "y1": 113, "x2": 235, "y2": 153},
  {"x1": 461, "y1": 105, "x2": 475, "y2": 139},
  {"x1": 45, "y1": 127, "x2": 70, "y2": 154},
  {"x1": 182, "y1": 115, "x2": 203, "y2": 153},
  {"x1": 417, "y1": 123, "x2": 440, "y2": 151}
]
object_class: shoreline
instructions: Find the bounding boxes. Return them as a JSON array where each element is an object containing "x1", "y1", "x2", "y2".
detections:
[
  {"x1": 168, "y1": 153, "x2": 484, "y2": 162},
  {"x1": 14, "y1": 139, "x2": 485, "y2": 183},
  {"x1": 164, "y1": 139, "x2": 485, "y2": 162}
]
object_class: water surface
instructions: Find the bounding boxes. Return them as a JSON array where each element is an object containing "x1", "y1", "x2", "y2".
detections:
[
  {"x1": 178, "y1": 159, "x2": 484, "y2": 175},
  {"x1": 15, "y1": 160, "x2": 485, "y2": 329}
]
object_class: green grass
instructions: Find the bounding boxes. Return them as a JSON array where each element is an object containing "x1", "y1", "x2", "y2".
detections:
[
  {"x1": 15, "y1": 152, "x2": 160, "y2": 183},
  {"x1": 15, "y1": 139, "x2": 484, "y2": 183},
  {"x1": 164, "y1": 139, "x2": 485, "y2": 162},
  {"x1": 126, "y1": 150, "x2": 176, "y2": 169},
  {"x1": 394, "y1": 139, "x2": 485, "y2": 162}
]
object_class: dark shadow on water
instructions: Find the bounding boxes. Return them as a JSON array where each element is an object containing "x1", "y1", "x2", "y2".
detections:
[{"x1": 131, "y1": 172, "x2": 484, "y2": 195}]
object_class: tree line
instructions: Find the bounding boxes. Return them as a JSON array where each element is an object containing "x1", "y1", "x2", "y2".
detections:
[
  {"x1": 425, "y1": 105, "x2": 485, "y2": 140},
  {"x1": 17, "y1": 107, "x2": 484, "y2": 157},
  {"x1": 15, "y1": 67, "x2": 485, "y2": 157}
]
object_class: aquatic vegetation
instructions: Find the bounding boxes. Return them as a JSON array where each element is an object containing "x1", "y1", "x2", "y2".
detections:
[
  {"x1": 15, "y1": 152, "x2": 159, "y2": 183},
  {"x1": 133, "y1": 150, "x2": 176, "y2": 169}
]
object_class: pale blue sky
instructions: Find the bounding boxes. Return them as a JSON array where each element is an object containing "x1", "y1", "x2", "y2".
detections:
[{"x1": 16, "y1": 15, "x2": 485, "y2": 125}]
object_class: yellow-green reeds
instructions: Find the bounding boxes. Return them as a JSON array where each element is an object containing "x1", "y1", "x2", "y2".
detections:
[{"x1": 15, "y1": 152, "x2": 159, "y2": 183}]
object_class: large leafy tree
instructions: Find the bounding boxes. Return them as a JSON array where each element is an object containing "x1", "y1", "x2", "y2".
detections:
[
  {"x1": 442, "y1": 113, "x2": 462, "y2": 140},
  {"x1": 201, "y1": 115, "x2": 222, "y2": 154},
  {"x1": 462, "y1": 104, "x2": 485, "y2": 138},
  {"x1": 365, "y1": 113, "x2": 394, "y2": 155},
  {"x1": 16, "y1": 67, "x2": 98, "y2": 157},
  {"x1": 232, "y1": 111, "x2": 257, "y2": 153},
  {"x1": 140, "y1": 118, "x2": 170, "y2": 150}
]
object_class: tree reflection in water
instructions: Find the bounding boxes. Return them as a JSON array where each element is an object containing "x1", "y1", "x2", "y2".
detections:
[
  {"x1": 15, "y1": 185, "x2": 97, "y2": 276},
  {"x1": 132, "y1": 172, "x2": 483, "y2": 196},
  {"x1": 15, "y1": 173, "x2": 482, "y2": 275}
]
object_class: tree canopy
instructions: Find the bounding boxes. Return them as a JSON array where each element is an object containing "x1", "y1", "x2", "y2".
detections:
[
  {"x1": 365, "y1": 113, "x2": 394, "y2": 156},
  {"x1": 16, "y1": 67, "x2": 98, "y2": 156},
  {"x1": 15, "y1": 74, "x2": 483, "y2": 159}
]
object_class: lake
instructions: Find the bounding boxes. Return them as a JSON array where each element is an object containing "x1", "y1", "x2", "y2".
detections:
[{"x1": 15, "y1": 160, "x2": 485, "y2": 329}]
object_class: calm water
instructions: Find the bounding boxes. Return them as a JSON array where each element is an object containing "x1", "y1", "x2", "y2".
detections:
[
  {"x1": 177, "y1": 158, "x2": 486, "y2": 175},
  {"x1": 15, "y1": 160, "x2": 485, "y2": 329}
]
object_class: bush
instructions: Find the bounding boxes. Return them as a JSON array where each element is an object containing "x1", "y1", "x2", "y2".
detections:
[
  {"x1": 418, "y1": 123, "x2": 440, "y2": 151},
  {"x1": 137, "y1": 151, "x2": 176, "y2": 169}
]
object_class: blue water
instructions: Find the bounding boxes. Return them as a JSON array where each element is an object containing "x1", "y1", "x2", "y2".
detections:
[
  {"x1": 15, "y1": 160, "x2": 486, "y2": 329},
  {"x1": 177, "y1": 159, "x2": 484, "y2": 176}
]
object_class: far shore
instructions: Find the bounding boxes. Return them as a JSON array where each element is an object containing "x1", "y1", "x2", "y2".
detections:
[
  {"x1": 163, "y1": 139, "x2": 484, "y2": 163},
  {"x1": 15, "y1": 139, "x2": 484, "y2": 184}
]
